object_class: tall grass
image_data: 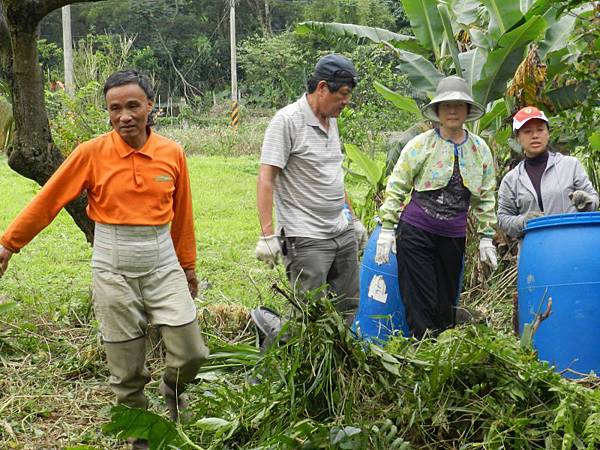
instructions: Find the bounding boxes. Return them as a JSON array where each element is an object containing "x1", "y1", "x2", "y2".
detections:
[{"x1": 158, "y1": 110, "x2": 272, "y2": 157}]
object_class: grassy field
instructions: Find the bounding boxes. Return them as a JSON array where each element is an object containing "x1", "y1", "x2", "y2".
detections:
[{"x1": 0, "y1": 153, "x2": 285, "y2": 449}]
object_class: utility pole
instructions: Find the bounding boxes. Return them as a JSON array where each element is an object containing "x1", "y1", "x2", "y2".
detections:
[
  {"x1": 265, "y1": 0, "x2": 271, "y2": 34},
  {"x1": 62, "y1": 5, "x2": 75, "y2": 96},
  {"x1": 230, "y1": 0, "x2": 239, "y2": 129}
]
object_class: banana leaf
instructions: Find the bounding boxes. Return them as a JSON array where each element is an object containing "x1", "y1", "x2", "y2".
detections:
[
  {"x1": 374, "y1": 81, "x2": 421, "y2": 116},
  {"x1": 519, "y1": 0, "x2": 538, "y2": 14},
  {"x1": 389, "y1": 47, "x2": 445, "y2": 95},
  {"x1": 480, "y1": 0, "x2": 524, "y2": 43},
  {"x1": 539, "y1": 8, "x2": 576, "y2": 58},
  {"x1": 458, "y1": 47, "x2": 487, "y2": 90},
  {"x1": 344, "y1": 143, "x2": 385, "y2": 188},
  {"x1": 473, "y1": 15, "x2": 547, "y2": 107},
  {"x1": 438, "y1": 2, "x2": 462, "y2": 75},
  {"x1": 401, "y1": 0, "x2": 444, "y2": 59},
  {"x1": 103, "y1": 406, "x2": 184, "y2": 449},
  {"x1": 523, "y1": 0, "x2": 555, "y2": 20},
  {"x1": 545, "y1": 47, "x2": 570, "y2": 80},
  {"x1": 452, "y1": 0, "x2": 483, "y2": 26},
  {"x1": 477, "y1": 98, "x2": 509, "y2": 134},
  {"x1": 295, "y1": 21, "x2": 427, "y2": 56},
  {"x1": 545, "y1": 82, "x2": 597, "y2": 112}
]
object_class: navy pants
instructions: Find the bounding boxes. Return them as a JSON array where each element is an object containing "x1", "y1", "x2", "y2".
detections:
[{"x1": 396, "y1": 221, "x2": 465, "y2": 339}]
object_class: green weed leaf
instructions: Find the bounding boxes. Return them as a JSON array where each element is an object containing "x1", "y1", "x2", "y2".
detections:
[{"x1": 103, "y1": 406, "x2": 184, "y2": 449}]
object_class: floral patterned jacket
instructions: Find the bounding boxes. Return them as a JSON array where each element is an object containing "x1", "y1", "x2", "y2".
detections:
[{"x1": 380, "y1": 129, "x2": 497, "y2": 238}]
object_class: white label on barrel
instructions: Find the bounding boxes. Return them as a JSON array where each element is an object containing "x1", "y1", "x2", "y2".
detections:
[{"x1": 368, "y1": 275, "x2": 388, "y2": 304}]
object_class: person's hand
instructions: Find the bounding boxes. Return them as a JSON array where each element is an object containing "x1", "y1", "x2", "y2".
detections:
[
  {"x1": 255, "y1": 235, "x2": 282, "y2": 268},
  {"x1": 569, "y1": 190, "x2": 595, "y2": 212},
  {"x1": 479, "y1": 238, "x2": 497, "y2": 270},
  {"x1": 0, "y1": 245, "x2": 13, "y2": 279},
  {"x1": 519, "y1": 211, "x2": 543, "y2": 230},
  {"x1": 184, "y1": 268, "x2": 198, "y2": 299},
  {"x1": 374, "y1": 228, "x2": 396, "y2": 265},
  {"x1": 353, "y1": 218, "x2": 368, "y2": 252}
]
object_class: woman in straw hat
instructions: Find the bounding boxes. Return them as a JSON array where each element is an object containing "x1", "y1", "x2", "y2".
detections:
[
  {"x1": 374, "y1": 76, "x2": 497, "y2": 339},
  {"x1": 497, "y1": 106, "x2": 598, "y2": 240}
]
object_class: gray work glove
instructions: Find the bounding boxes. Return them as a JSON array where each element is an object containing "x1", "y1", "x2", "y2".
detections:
[
  {"x1": 569, "y1": 190, "x2": 595, "y2": 212},
  {"x1": 255, "y1": 235, "x2": 282, "y2": 268},
  {"x1": 479, "y1": 237, "x2": 498, "y2": 270},
  {"x1": 374, "y1": 228, "x2": 396, "y2": 265},
  {"x1": 518, "y1": 211, "x2": 543, "y2": 231},
  {"x1": 353, "y1": 218, "x2": 368, "y2": 252}
]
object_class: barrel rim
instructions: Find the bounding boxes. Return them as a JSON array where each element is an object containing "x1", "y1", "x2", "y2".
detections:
[{"x1": 525, "y1": 212, "x2": 600, "y2": 232}]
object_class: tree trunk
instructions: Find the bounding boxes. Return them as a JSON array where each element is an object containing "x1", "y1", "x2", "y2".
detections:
[{"x1": 0, "y1": 0, "x2": 104, "y2": 244}]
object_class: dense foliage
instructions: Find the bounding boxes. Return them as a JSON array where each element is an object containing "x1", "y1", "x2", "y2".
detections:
[{"x1": 38, "y1": 0, "x2": 404, "y2": 102}]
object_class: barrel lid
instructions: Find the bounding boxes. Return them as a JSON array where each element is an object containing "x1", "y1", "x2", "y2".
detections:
[{"x1": 525, "y1": 212, "x2": 600, "y2": 232}]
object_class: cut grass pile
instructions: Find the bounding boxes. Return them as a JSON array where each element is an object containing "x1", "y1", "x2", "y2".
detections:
[{"x1": 106, "y1": 296, "x2": 600, "y2": 450}]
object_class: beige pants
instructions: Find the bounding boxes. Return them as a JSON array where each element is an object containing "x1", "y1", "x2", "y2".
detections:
[
  {"x1": 92, "y1": 263, "x2": 198, "y2": 343},
  {"x1": 94, "y1": 265, "x2": 208, "y2": 409},
  {"x1": 91, "y1": 223, "x2": 208, "y2": 409}
]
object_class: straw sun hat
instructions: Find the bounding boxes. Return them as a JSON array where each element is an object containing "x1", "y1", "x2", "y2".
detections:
[{"x1": 421, "y1": 76, "x2": 484, "y2": 122}]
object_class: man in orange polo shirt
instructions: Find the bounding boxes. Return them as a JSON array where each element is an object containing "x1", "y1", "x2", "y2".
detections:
[{"x1": 0, "y1": 70, "x2": 207, "y2": 449}]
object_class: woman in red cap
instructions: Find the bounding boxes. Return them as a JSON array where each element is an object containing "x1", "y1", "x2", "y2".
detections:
[{"x1": 498, "y1": 106, "x2": 598, "y2": 239}]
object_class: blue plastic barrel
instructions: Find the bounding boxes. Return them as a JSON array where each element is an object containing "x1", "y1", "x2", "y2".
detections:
[
  {"x1": 518, "y1": 212, "x2": 600, "y2": 377},
  {"x1": 353, "y1": 225, "x2": 410, "y2": 341}
]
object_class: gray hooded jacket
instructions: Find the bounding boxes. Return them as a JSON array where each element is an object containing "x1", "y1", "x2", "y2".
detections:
[{"x1": 498, "y1": 152, "x2": 599, "y2": 238}]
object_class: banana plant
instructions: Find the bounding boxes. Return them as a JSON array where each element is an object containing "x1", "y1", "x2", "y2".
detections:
[
  {"x1": 343, "y1": 143, "x2": 387, "y2": 227},
  {"x1": 296, "y1": 0, "x2": 584, "y2": 136}
]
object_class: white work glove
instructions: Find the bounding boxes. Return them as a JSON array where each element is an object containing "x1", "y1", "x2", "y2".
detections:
[
  {"x1": 479, "y1": 237, "x2": 497, "y2": 270},
  {"x1": 569, "y1": 190, "x2": 595, "y2": 212},
  {"x1": 255, "y1": 235, "x2": 282, "y2": 268},
  {"x1": 353, "y1": 218, "x2": 368, "y2": 252},
  {"x1": 518, "y1": 211, "x2": 543, "y2": 231},
  {"x1": 374, "y1": 228, "x2": 396, "y2": 265}
]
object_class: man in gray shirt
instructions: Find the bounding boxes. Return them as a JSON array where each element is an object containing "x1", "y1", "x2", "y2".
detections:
[{"x1": 255, "y1": 54, "x2": 366, "y2": 325}]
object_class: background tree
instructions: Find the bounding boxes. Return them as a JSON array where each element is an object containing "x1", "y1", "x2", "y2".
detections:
[{"x1": 0, "y1": 0, "x2": 103, "y2": 243}]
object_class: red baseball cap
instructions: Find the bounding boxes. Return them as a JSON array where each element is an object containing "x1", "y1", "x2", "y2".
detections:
[{"x1": 513, "y1": 106, "x2": 549, "y2": 131}]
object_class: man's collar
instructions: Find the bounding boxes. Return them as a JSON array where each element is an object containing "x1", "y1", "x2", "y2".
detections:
[
  {"x1": 111, "y1": 127, "x2": 155, "y2": 158},
  {"x1": 299, "y1": 94, "x2": 322, "y2": 127}
]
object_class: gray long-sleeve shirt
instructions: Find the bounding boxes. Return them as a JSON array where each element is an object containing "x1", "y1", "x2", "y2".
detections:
[{"x1": 497, "y1": 151, "x2": 599, "y2": 238}]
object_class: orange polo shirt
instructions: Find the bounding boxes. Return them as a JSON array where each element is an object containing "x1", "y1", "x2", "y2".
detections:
[{"x1": 1, "y1": 129, "x2": 197, "y2": 269}]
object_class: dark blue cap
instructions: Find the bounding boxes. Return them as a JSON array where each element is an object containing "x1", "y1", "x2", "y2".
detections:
[{"x1": 313, "y1": 54, "x2": 358, "y2": 86}]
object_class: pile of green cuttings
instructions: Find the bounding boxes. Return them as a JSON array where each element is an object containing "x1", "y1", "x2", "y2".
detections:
[{"x1": 106, "y1": 298, "x2": 600, "y2": 450}]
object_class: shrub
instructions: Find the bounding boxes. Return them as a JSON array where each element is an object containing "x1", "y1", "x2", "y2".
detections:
[
  {"x1": 46, "y1": 81, "x2": 110, "y2": 155},
  {"x1": 238, "y1": 31, "x2": 314, "y2": 108}
]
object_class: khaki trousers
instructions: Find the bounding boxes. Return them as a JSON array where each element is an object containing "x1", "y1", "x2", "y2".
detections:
[{"x1": 93, "y1": 263, "x2": 208, "y2": 408}]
